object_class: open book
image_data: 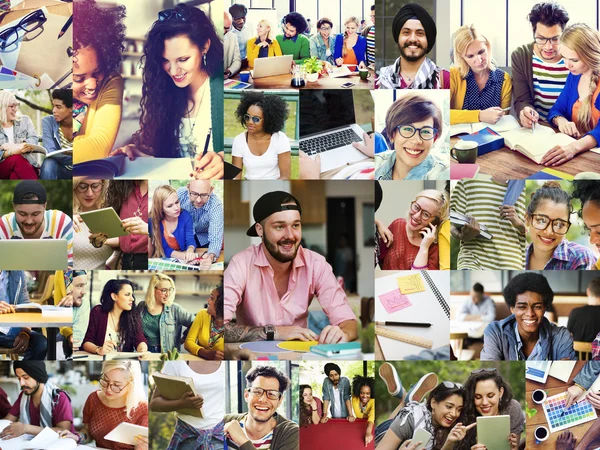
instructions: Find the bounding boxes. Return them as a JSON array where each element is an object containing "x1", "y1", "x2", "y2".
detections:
[
  {"x1": 73, "y1": 154, "x2": 193, "y2": 179},
  {"x1": 153, "y1": 372, "x2": 204, "y2": 418},
  {"x1": 450, "y1": 115, "x2": 521, "y2": 136},
  {"x1": 450, "y1": 211, "x2": 493, "y2": 239},
  {"x1": 14, "y1": 303, "x2": 72, "y2": 318},
  {"x1": 498, "y1": 127, "x2": 576, "y2": 164}
]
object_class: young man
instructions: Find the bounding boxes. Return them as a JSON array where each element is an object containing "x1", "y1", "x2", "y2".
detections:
[
  {"x1": 0, "y1": 180, "x2": 73, "y2": 269},
  {"x1": 55, "y1": 270, "x2": 88, "y2": 357},
  {"x1": 320, "y1": 363, "x2": 352, "y2": 422},
  {"x1": 567, "y1": 277, "x2": 600, "y2": 343},
  {"x1": 39, "y1": 89, "x2": 73, "y2": 180},
  {"x1": 229, "y1": 3, "x2": 252, "y2": 64},
  {"x1": 224, "y1": 365, "x2": 298, "y2": 449},
  {"x1": 362, "y1": 5, "x2": 376, "y2": 67},
  {"x1": 377, "y1": 3, "x2": 449, "y2": 89},
  {"x1": 224, "y1": 11, "x2": 242, "y2": 80},
  {"x1": 177, "y1": 180, "x2": 224, "y2": 270},
  {"x1": 511, "y1": 2, "x2": 570, "y2": 127},
  {"x1": 224, "y1": 191, "x2": 358, "y2": 344},
  {"x1": 0, "y1": 361, "x2": 74, "y2": 438},
  {"x1": 572, "y1": 181, "x2": 600, "y2": 270},
  {"x1": 276, "y1": 12, "x2": 311, "y2": 63},
  {"x1": 457, "y1": 282, "x2": 496, "y2": 324}
]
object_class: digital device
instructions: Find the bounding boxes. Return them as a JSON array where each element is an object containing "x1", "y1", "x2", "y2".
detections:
[
  {"x1": 0, "y1": 240, "x2": 68, "y2": 270},
  {"x1": 412, "y1": 428, "x2": 432, "y2": 450},
  {"x1": 341, "y1": 82, "x2": 355, "y2": 88},
  {"x1": 476, "y1": 415, "x2": 510, "y2": 450},
  {"x1": 79, "y1": 207, "x2": 129, "y2": 238},
  {"x1": 250, "y1": 54, "x2": 293, "y2": 78}
]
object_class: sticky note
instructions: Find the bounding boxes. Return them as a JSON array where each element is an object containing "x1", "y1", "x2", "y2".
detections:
[
  {"x1": 378, "y1": 289, "x2": 412, "y2": 314},
  {"x1": 397, "y1": 274, "x2": 426, "y2": 294},
  {"x1": 277, "y1": 340, "x2": 318, "y2": 352}
]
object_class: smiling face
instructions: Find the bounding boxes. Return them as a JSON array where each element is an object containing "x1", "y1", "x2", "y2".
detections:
[
  {"x1": 284, "y1": 22, "x2": 298, "y2": 39},
  {"x1": 393, "y1": 117, "x2": 435, "y2": 169},
  {"x1": 431, "y1": 394, "x2": 463, "y2": 428},
  {"x1": 345, "y1": 20, "x2": 358, "y2": 37},
  {"x1": 73, "y1": 46, "x2": 105, "y2": 104},
  {"x1": 359, "y1": 385, "x2": 371, "y2": 406},
  {"x1": 162, "y1": 192, "x2": 181, "y2": 220},
  {"x1": 15, "y1": 368, "x2": 41, "y2": 397},
  {"x1": 14, "y1": 203, "x2": 46, "y2": 238},
  {"x1": 474, "y1": 379, "x2": 504, "y2": 416},
  {"x1": 245, "y1": 104, "x2": 265, "y2": 134},
  {"x1": 155, "y1": 279, "x2": 173, "y2": 305},
  {"x1": 302, "y1": 387, "x2": 313, "y2": 404},
  {"x1": 5, "y1": 98, "x2": 18, "y2": 122},
  {"x1": 328, "y1": 370, "x2": 340, "y2": 386},
  {"x1": 398, "y1": 19, "x2": 427, "y2": 62},
  {"x1": 75, "y1": 179, "x2": 103, "y2": 212},
  {"x1": 510, "y1": 291, "x2": 545, "y2": 336},
  {"x1": 111, "y1": 283, "x2": 134, "y2": 311},
  {"x1": 162, "y1": 35, "x2": 207, "y2": 88},
  {"x1": 233, "y1": 15, "x2": 246, "y2": 31},
  {"x1": 535, "y1": 23, "x2": 563, "y2": 63},
  {"x1": 257, "y1": 22, "x2": 270, "y2": 38},
  {"x1": 582, "y1": 200, "x2": 600, "y2": 252},
  {"x1": 406, "y1": 197, "x2": 438, "y2": 232},
  {"x1": 319, "y1": 23, "x2": 332, "y2": 39},
  {"x1": 561, "y1": 44, "x2": 590, "y2": 76},
  {"x1": 527, "y1": 199, "x2": 570, "y2": 253},
  {"x1": 258, "y1": 207, "x2": 302, "y2": 263},
  {"x1": 463, "y1": 39, "x2": 489, "y2": 74},
  {"x1": 245, "y1": 376, "x2": 282, "y2": 423}
]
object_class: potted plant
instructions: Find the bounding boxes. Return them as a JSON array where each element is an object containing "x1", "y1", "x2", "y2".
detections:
[{"x1": 304, "y1": 56, "x2": 323, "y2": 82}]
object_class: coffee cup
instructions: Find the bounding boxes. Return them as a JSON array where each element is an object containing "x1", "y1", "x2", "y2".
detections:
[
  {"x1": 359, "y1": 69, "x2": 370, "y2": 81},
  {"x1": 532, "y1": 389, "x2": 546, "y2": 404},
  {"x1": 534, "y1": 426, "x2": 549, "y2": 443},
  {"x1": 451, "y1": 140, "x2": 478, "y2": 163},
  {"x1": 240, "y1": 71, "x2": 250, "y2": 82}
]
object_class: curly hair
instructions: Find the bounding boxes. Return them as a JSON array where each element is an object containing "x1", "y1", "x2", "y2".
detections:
[
  {"x1": 351, "y1": 375, "x2": 374, "y2": 399},
  {"x1": 73, "y1": 0, "x2": 126, "y2": 74},
  {"x1": 299, "y1": 384, "x2": 314, "y2": 428},
  {"x1": 235, "y1": 91, "x2": 289, "y2": 135},
  {"x1": 136, "y1": 4, "x2": 223, "y2": 157},
  {"x1": 214, "y1": 284, "x2": 224, "y2": 319},
  {"x1": 103, "y1": 180, "x2": 136, "y2": 214},
  {"x1": 528, "y1": 2, "x2": 569, "y2": 33},
  {"x1": 246, "y1": 365, "x2": 290, "y2": 393},
  {"x1": 284, "y1": 12, "x2": 308, "y2": 34},
  {"x1": 572, "y1": 182, "x2": 600, "y2": 219},
  {"x1": 503, "y1": 272, "x2": 554, "y2": 309},
  {"x1": 100, "y1": 280, "x2": 142, "y2": 353},
  {"x1": 52, "y1": 89, "x2": 73, "y2": 109}
]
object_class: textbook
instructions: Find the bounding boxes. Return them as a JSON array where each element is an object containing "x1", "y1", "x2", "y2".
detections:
[
  {"x1": 104, "y1": 423, "x2": 148, "y2": 446},
  {"x1": 152, "y1": 372, "x2": 204, "y2": 418},
  {"x1": 459, "y1": 127, "x2": 504, "y2": 156},
  {"x1": 449, "y1": 114, "x2": 520, "y2": 136},
  {"x1": 450, "y1": 163, "x2": 480, "y2": 180},
  {"x1": 499, "y1": 127, "x2": 575, "y2": 164},
  {"x1": 449, "y1": 211, "x2": 493, "y2": 239}
]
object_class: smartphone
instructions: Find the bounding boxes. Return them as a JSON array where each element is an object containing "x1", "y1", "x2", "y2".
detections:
[
  {"x1": 411, "y1": 428, "x2": 432, "y2": 450},
  {"x1": 341, "y1": 82, "x2": 355, "y2": 88},
  {"x1": 431, "y1": 216, "x2": 441, "y2": 226}
]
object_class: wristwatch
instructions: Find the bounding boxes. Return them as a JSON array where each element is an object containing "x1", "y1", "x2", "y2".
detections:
[{"x1": 265, "y1": 324, "x2": 275, "y2": 341}]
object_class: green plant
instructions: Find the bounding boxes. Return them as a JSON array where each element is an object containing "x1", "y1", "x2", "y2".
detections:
[
  {"x1": 304, "y1": 56, "x2": 323, "y2": 74},
  {"x1": 526, "y1": 405, "x2": 538, "y2": 419},
  {"x1": 160, "y1": 348, "x2": 180, "y2": 361}
]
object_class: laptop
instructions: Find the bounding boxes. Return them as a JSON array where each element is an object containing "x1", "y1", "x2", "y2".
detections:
[
  {"x1": 0, "y1": 240, "x2": 68, "y2": 270},
  {"x1": 250, "y1": 54, "x2": 293, "y2": 78},
  {"x1": 299, "y1": 90, "x2": 370, "y2": 172}
]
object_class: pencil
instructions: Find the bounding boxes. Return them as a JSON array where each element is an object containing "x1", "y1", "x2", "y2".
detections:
[
  {"x1": 375, "y1": 321, "x2": 431, "y2": 328},
  {"x1": 58, "y1": 15, "x2": 73, "y2": 39}
]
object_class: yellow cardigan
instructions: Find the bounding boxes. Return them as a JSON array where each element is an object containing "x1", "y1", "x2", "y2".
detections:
[
  {"x1": 53, "y1": 271, "x2": 72, "y2": 339},
  {"x1": 450, "y1": 67, "x2": 512, "y2": 124},
  {"x1": 74, "y1": 72, "x2": 124, "y2": 164},
  {"x1": 184, "y1": 309, "x2": 224, "y2": 355},
  {"x1": 438, "y1": 220, "x2": 450, "y2": 271},
  {"x1": 351, "y1": 397, "x2": 375, "y2": 422},
  {"x1": 247, "y1": 38, "x2": 283, "y2": 69}
]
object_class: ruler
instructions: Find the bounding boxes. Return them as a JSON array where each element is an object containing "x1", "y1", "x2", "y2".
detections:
[{"x1": 375, "y1": 326, "x2": 433, "y2": 349}]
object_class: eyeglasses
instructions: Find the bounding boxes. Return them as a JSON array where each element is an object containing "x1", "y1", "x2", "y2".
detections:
[
  {"x1": 319, "y1": 26, "x2": 332, "y2": 31},
  {"x1": 471, "y1": 368, "x2": 498, "y2": 375},
  {"x1": 410, "y1": 201, "x2": 435, "y2": 221},
  {"x1": 75, "y1": 182, "x2": 103, "y2": 193},
  {"x1": 530, "y1": 213, "x2": 571, "y2": 235},
  {"x1": 99, "y1": 378, "x2": 129, "y2": 393},
  {"x1": 189, "y1": 191, "x2": 210, "y2": 201},
  {"x1": 7, "y1": 103, "x2": 19, "y2": 110},
  {"x1": 0, "y1": 9, "x2": 47, "y2": 50},
  {"x1": 441, "y1": 381, "x2": 463, "y2": 389},
  {"x1": 155, "y1": 287, "x2": 174, "y2": 295},
  {"x1": 534, "y1": 35, "x2": 561, "y2": 46},
  {"x1": 158, "y1": 5, "x2": 191, "y2": 22},
  {"x1": 396, "y1": 125, "x2": 438, "y2": 141},
  {"x1": 244, "y1": 114, "x2": 262, "y2": 124},
  {"x1": 247, "y1": 387, "x2": 282, "y2": 400}
]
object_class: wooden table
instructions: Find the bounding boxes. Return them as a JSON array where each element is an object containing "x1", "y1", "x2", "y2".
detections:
[
  {"x1": 525, "y1": 361, "x2": 594, "y2": 448},
  {"x1": 72, "y1": 350, "x2": 203, "y2": 361},
  {"x1": 232, "y1": 71, "x2": 374, "y2": 90}
]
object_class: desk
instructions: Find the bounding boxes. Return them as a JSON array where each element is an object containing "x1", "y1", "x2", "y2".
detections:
[
  {"x1": 224, "y1": 342, "x2": 363, "y2": 361},
  {"x1": 299, "y1": 418, "x2": 374, "y2": 450},
  {"x1": 72, "y1": 350, "x2": 203, "y2": 361},
  {"x1": 232, "y1": 71, "x2": 374, "y2": 90},
  {"x1": 525, "y1": 361, "x2": 594, "y2": 448}
]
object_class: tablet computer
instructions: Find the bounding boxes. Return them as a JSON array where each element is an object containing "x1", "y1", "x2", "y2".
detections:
[
  {"x1": 0, "y1": 240, "x2": 68, "y2": 270},
  {"x1": 79, "y1": 207, "x2": 129, "y2": 238},
  {"x1": 477, "y1": 415, "x2": 510, "y2": 450},
  {"x1": 412, "y1": 427, "x2": 432, "y2": 450}
]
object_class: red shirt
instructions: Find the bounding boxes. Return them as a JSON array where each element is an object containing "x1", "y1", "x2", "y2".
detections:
[
  {"x1": 381, "y1": 218, "x2": 439, "y2": 270},
  {"x1": 9, "y1": 390, "x2": 75, "y2": 432},
  {"x1": 118, "y1": 184, "x2": 148, "y2": 254}
]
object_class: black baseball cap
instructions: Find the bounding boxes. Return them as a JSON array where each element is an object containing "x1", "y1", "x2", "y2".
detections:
[
  {"x1": 13, "y1": 180, "x2": 47, "y2": 204},
  {"x1": 246, "y1": 191, "x2": 302, "y2": 237}
]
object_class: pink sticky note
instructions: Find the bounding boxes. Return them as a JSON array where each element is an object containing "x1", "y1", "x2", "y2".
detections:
[{"x1": 378, "y1": 289, "x2": 412, "y2": 314}]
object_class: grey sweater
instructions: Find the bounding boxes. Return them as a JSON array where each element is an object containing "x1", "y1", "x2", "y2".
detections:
[{"x1": 510, "y1": 42, "x2": 535, "y2": 121}]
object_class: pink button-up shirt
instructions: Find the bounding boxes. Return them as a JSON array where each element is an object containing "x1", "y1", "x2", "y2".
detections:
[{"x1": 224, "y1": 244, "x2": 356, "y2": 327}]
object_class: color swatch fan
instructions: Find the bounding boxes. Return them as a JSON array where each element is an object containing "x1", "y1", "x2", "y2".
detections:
[{"x1": 542, "y1": 392, "x2": 597, "y2": 433}]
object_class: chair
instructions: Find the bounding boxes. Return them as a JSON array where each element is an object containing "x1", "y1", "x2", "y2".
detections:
[
  {"x1": 0, "y1": 348, "x2": 19, "y2": 361},
  {"x1": 573, "y1": 341, "x2": 593, "y2": 361}
]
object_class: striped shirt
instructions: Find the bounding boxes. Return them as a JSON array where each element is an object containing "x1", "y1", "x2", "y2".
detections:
[
  {"x1": 0, "y1": 210, "x2": 74, "y2": 269},
  {"x1": 176, "y1": 188, "x2": 223, "y2": 257},
  {"x1": 240, "y1": 419, "x2": 273, "y2": 449},
  {"x1": 532, "y1": 54, "x2": 569, "y2": 121},
  {"x1": 58, "y1": 126, "x2": 72, "y2": 148},
  {"x1": 366, "y1": 26, "x2": 375, "y2": 66},
  {"x1": 451, "y1": 180, "x2": 526, "y2": 270},
  {"x1": 525, "y1": 239, "x2": 597, "y2": 270}
]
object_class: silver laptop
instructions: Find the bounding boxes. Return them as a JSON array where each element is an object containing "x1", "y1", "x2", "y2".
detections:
[
  {"x1": 299, "y1": 90, "x2": 370, "y2": 172},
  {"x1": 0, "y1": 240, "x2": 68, "y2": 270},
  {"x1": 250, "y1": 54, "x2": 293, "y2": 78}
]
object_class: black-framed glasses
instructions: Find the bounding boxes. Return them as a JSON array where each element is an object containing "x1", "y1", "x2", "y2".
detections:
[
  {"x1": 244, "y1": 114, "x2": 262, "y2": 124},
  {"x1": 534, "y1": 35, "x2": 561, "y2": 46},
  {"x1": 441, "y1": 381, "x2": 463, "y2": 389},
  {"x1": 530, "y1": 213, "x2": 571, "y2": 235},
  {"x1": 189, "y1": 191, "x2": 210, "y2": 201},
  {"x1": 0, "y1": 9, "x2": 47, "y2": 50},
  {"x1": 75, "y1": 182, "x2": 103, "y2": 193},
  {"x1": 471, "y1": 368, "x2": 498, "y2": 375},
  {"x1": 155, "y1": 287, "x2": 174, "y2": 295},
  {"x1": 410, "y1": 201, "x2": 435, "y2": 221},
  {"x1": 158, "y1": 5, "x2": 191, "y2": 22},
  {"x1": 7, "y1": 103, "x2": 19, "y2": 110},
  {"x1": 319, "y1": 26, "x2": 332, "y2": 31},
  {"x1": 99, "y1": 378, "x2": 129, "y2": 393},
  {"x1": 396, "y1": 125, "x2": 438, "y2": 141},
  {"x1": 247, "y1": 387, "x2": 282, "y2": 400}
]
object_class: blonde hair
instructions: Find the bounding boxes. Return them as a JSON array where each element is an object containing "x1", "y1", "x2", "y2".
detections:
[
  {"x1": 150, "y1": 185, "x2": 178, "y2": 258},
  {"x1": 453, "y1": 24, "x2": 495, "y2": 78},
  {"x1": 101, "y1": 360, "x2": 146, "y2": 419},
  {"x1": 72, "y1": 178, "x2": 108, "y2": 215},
  {"x1": 561, "y1": 23, "x2": 600, "y2": 134},
  {"x1": 144, "y1": 273, "x2": 176, "y2": 308},
  {"x1": 258, "y1": 19, "x2": 273, "y2": 40},
  {"x1": 413, "y1": 189, "x2": 450, "y2": 241},
  {"x1": 0, "y1": 91, "x2": 22, "y2": 125},
  {"x1": 342, "y1": 16, "x2": 360, "y2": 58}
]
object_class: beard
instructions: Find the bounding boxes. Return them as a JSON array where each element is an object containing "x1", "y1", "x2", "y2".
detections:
[
  {"x1": 17, "y1": 220, "x2": 44, "y2": 238},
  {"x1": 22, "y1": 382, "x2": 40, "y2": 396},
  {"x1": 262, "y1": 234, "x2": 299, "y2": 263},
  {"x1": 399, "y1": 41, "x2": 426, "y2": 62}
]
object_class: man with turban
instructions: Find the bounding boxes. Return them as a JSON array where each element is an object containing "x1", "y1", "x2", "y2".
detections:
[
  {"x1": 229, "y1": 3, "x2": 253, "y2": 65},
  {"x1": 0, "y1": 362, "x2": 74, "y2": 439},
  {"x1": 320, "y1": 363, "x2": 352, "y2": 423},
  {"x1": 377, "y1": 3, "x2": 449, "y2": 89}
]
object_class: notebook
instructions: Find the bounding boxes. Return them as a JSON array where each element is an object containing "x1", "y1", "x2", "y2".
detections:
[
  {"x1": 104, "y1": 423, "x2": 148, "y2": 446},
  {"x1": 449, "y1": 211, "x2": 493, "y2": 239},
  {"x1": 499, "y1": 127, "x2": 575, "y2": 164},
  {"x1": 152, "y1": 372, "x2": 203, "y2": 418},
  {"x1": 450, "y1": 115, "x2": 520, "y2": 136}
]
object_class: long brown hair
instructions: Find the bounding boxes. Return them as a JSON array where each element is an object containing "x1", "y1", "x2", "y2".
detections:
[{"x1": 149, "y1": 185, "x2": 178, "y2": 258}]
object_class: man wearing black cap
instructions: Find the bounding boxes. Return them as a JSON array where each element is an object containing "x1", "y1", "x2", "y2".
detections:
[
  {"x1": 0, "y1": 361, "x2": 74, "y2": 439},
  {"x1": 377, "y1": 3, "x2": 449, "y2": 89},
  {"x1": 320, "y1": 363, "x2": 352, "y2": 423},
  {"x1": 0, "y1": 180, "x2": 73, "y2": 269},
  {"x1": 229, "y1": 3, "x2": 252, "y2": 65},
  {"x1": 224, "y1": 191, "x2": 358, "y2": 345}
]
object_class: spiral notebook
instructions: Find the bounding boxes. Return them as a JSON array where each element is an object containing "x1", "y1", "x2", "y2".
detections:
[{"x1": 421, "y1": 270, "x2": 450, "y2": 318}]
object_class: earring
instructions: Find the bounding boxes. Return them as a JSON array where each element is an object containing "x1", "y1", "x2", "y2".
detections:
[{"x1": 203, "y1": 53, "x2": 207, "y2": 66}]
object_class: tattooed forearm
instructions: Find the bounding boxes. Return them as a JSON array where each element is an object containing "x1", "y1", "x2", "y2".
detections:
[{"x1": 225, "y1": 322, "x2": 267, "y2": 342}]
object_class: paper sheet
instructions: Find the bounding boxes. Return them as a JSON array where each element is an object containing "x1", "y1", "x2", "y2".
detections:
[
  {"x1": 397, "y1": 273, "x2": 425, "y2": 294},
  {"x1": 29, "y1": 426, "x2": 77, "y2": 450},
  {"x1": 548, "y1": 361, "x2": 576, "y2": 383},
  {"x1": 0, "y1": 13, "x2": 26, "y2": 69},
  {"x1": 104, "y1": 422, "x2": 148, "y2": 446},
  {"x1": 378, "y1": 289, "x2": 412, "y2": 314}
]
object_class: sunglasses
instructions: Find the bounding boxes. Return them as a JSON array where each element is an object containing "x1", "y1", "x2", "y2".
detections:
[
  {"x1": 441, "y1": 381, "x2": 464, "y2": 389},
  {"x1": 158, "y1": 5, "x2": 191, "y2": 22},
  {"x1": 471, "y1": 368, "x2": 497, "y2": 375},
  {"x1": 244, "y1": 114, "x2": 262, "y2": 124}
]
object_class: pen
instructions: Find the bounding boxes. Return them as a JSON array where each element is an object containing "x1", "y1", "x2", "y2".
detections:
[
  {"x1": 501, "y1": 107, "x2": 511, "y2": 112},
  {"x1": 201, "y1": 127, "x2": 212, "y2": 158},
  {"x1": 560, "y1": 402, "x2": 576, "y2": 416},
  {"x1": 58, "y1": 15, "x2": 73, "y2": 39},
  {"x1": 375, "y1": 321, "x2": 431, "y2": 328}
]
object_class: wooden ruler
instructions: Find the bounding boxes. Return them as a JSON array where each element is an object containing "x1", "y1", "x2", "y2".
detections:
[{"x1": 375, "y1": 326, "x2": 433, "y2": 349}]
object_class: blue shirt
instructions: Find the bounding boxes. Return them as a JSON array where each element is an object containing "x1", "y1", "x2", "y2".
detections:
[
  {"x1": 322, "y1": 376, "x2": 351, "y2": 418},
  {"x1": 333, "y1": 34, "x2": 366, "y2": 69},
  {"x1": 463, "y1": 68, "x2": 505, "y2": 110},
  {"x1": 149, "y1": 209, "x2": 195, "y2": 258},
  {"x1": 176, "y1": 188, "x2": 224, "y2": 257},
  {"x1": 0, "y1": 271, "x2": 30, "y2": 338},
  {"x1": 525, "y1": 239, "x2": 596, "y2": 270}
]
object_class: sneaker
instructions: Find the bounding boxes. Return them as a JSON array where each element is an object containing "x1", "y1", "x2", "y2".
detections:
[
  {"x1": 406, "y1": 373, "x2": 439, "y2": 403},
  {"x1": 379, "y1": 362, "x2": 403, "y2": 399}
]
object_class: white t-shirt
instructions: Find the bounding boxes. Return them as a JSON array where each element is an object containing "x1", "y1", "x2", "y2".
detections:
[
  {"x1": 3, "y1": 126, "x2": 14, "y2": 144},
  {"x1": 161, "y1": 361, "x2": 225, "y2": 430},
  {"x1": 332, "y1": 385, "x2": 343, "y2": 418},
  {"x1": 231, "y1": 131, "x2": 291, "y2": 179}
]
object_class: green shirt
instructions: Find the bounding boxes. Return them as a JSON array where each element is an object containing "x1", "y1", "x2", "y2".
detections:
[
  {"x1": 142, "y1": 311, "x2": 161, "y2": 348},
  {"x1": 276, "y1": 34, "x2": 310, "y2": 64}
]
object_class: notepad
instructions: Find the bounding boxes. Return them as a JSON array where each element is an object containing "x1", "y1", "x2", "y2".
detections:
[
  {"x1": 104, "y1": 422, "x2": 148, "y2": 446},
  {"x1": 152, "y1": 372, "x2": 203, "y2": 418},
  {"x1": 397, "y1": 274, "x2": 425, "y2": 294},
  {"x1": 378, "y1": 289, "x2": 412, "y2": 314},
  {"x1": 277, "y1": 340, "x2": 318, "y2": 352}
]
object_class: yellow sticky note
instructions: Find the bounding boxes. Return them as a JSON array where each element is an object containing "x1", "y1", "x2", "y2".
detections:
[
  {"x1": 397, "y1": 274, "x2": 425, "y2": 294},
  {"x1": 277, "y1": 340, "x2": 318, "y2": 352}
]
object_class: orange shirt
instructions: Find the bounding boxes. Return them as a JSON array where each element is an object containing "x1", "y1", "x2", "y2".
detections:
[
  {"x1": 343, "y1": 47, "x2": 357, "y2": 65},
  {"x1": 572, "y1": 79, "x2": 600, "y2": 131}
]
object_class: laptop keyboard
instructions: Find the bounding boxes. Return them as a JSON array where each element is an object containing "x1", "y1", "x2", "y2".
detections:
[{"x1": 300, "y1": 128, "x2": 362, "y2": 155}]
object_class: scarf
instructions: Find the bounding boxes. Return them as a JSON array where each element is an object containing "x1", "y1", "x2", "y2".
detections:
[
  {"x1": 378, "y1": 57, "x2": 445, "y2": 89},
  {"x1": 19, "y1": 382, "x2": 61, "y2": 428}
]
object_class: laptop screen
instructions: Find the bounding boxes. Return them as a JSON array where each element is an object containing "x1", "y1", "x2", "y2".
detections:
[{"x1": 299, "y1": 90, "x2": 356, "y2": 138}]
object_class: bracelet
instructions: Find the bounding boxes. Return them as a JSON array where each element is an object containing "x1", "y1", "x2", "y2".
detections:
[{"x1": 411, "y1": 263, "x2": 428, "y2": 270}]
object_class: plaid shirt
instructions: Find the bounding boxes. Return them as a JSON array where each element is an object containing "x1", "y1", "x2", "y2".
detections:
[
  {"x1": 593, "y1": 333, "x2": 600, "y2": 361},
  {"x1": 177, "y1": 188, "x2": 223, "y2": 257},
  {"x1": 167, "y1": 418, "x2": 224, "y2": 450},
  {"x1": 525, "y1": 239, "x2": 597, "y2": 270}
]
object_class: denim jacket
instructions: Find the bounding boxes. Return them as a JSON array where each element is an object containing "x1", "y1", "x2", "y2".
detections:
[
  {"x1": 573, "y1": 361, "x2": 600, "y2": 390},
  {"x1": 309, "y1": 33, "x2": 336, "y2": 65},
  {"x1": 1, "y1": 271, "x2": 30, "y2": 338},
  {"x1": 41, "y1": 115, "x2": 62, "y2": 153},
  {"x1": 375, "y1": 149, "x2": 449, "y2": 180},
  {"x1": 0, "y1": 116, "x2": 38, "y2": 160},
  {"x1": 137, "y1": 302, "x2": 195, "y2": 352},
  {"x1": 322, "y1": 376, "x2": 351, "y2": 418},
  {"x1": 480, "y1": 314, "x2": 576, "y2": 361}
]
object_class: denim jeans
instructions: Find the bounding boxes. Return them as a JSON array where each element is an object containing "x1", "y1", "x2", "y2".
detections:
[
  {"x1": 0, "y1": 330, "x2": 48, "y2": 360},
  {"x1": 39, "y1": 154, "x2": 72, "y2": 180}
]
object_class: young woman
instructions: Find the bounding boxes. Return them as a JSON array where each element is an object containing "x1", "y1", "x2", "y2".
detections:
[
  {"x1": 247, "y1": 19, "x2": 282, "y2": 69},
  {"x1": 310, "y1": 18, "x2": 336, "y2": 65},
  {"x1": 333, "y1": 16, "x2": 366, "y2": 70},
  {"x1": 455, "y1": 368, "x2": 524, "y2": 450},
  {"x1": 137, "y1": 273, "x2": 194, "y2": 354},
  {"x1": 450, "y1": 25, "x2": 512, "y2": 125},
  {"x1": 375, "y1": 94, "x2": 448, "y2": 180},
  {"x1": 0, "y1": 91, "x2": 39, "y2": 179},
  {"x1": 381, "y1": 190, "x2": 449, "y2": 270},
  {"x1": 60, "y1": 360, "x2": 148, "y2": 450},
  {"x1": 525, "y1": 182, "x2": 596, "y2": 269},
  {"x1": 300, "y1": 385, "x2": 323, "y2": 427},
  {"x1": 350, "y1": 375, "x2": 375, "y2": 447},
  {"x1": 82, "y1": 279, "x2": 148, "y2": 355},
  {"x1": 545, "y1": 23, "x2": 600, "y2": 166},
  {"x1": 184, "y1": 285, "x2": 224, "y2": 360},
  {"x1": 231, "y1": 91, "x2": 291, "y2": 180},
  {"x1": 149, "y1": 185, "x2": 197, "y2": 263},
  {"x1": 150, "y1": 361, "x2": 225, "y2": 449},
  {"x1": 110, "y1": 4, "x2": 224, "y2": 179},
  {"x1": 572, "y1": 181, "x2": 600, "y2": 270},
  {"x1": 73, "y1": 0, "x2": 126, "y2": 164}
]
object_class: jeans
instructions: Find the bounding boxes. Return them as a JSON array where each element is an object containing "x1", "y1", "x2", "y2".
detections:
[
  {"x1": 0, "y1": 155, "x2": 37, "y2": 179},
  {"x1": 0, "y1": 330, "x2": 48, "y2": 360},
  {"x1": 39, "y1": 154, "x2": 72, "y2": 179},
  {"x1": 121, "y1": 253, "x2": 148, "y2": 270}
]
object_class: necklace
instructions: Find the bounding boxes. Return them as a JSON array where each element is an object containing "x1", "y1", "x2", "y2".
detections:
[
  {"x1": 184, "y1": 77, "x2": 208, "y2": 148},
  {"x1": 132, "y1": 185, "x2": 144, "y2": 218}
]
